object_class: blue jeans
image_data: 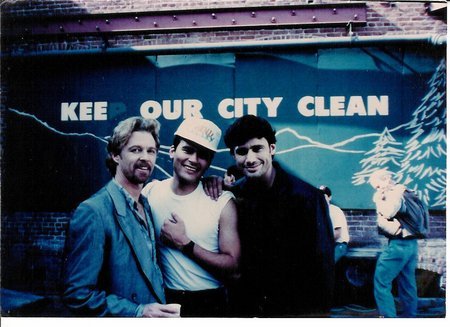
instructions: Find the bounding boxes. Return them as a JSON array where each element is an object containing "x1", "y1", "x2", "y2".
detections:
[{"x1": 374, "y1": 238, "x2": 418, "y2": 318}]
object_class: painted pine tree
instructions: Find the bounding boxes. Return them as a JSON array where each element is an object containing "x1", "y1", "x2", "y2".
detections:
[
  {"x1": 398, "y1": 58, "x2": 447, "y2": 207},
  {"x1": 352, "y1": 127, "x2": 404, "y2": 185}
]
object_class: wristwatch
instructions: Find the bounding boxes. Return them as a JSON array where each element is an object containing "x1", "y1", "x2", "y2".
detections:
[{"x1": 181, "y1": 240, "x2": 195, "y2": 258}]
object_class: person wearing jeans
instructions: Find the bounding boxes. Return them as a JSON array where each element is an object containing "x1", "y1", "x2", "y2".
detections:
[
  {"x1": 374, "y1": 238, "x2": 418, "y2": 317},
  {"x1": 369, "y1": 169, "x2": 420, "y2": 318}
]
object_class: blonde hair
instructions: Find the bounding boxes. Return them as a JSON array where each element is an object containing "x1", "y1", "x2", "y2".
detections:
[
  {"x1": 368, "y1": 169, "x2": 393, "y2": 188},
  {"x1": 105, "y1": 117, "x2": 160, "y2": 176}
]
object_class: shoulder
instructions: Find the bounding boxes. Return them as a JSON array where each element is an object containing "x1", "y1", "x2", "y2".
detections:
[
  {"x1": 142, "y1": 178, "x2": 170, "y2": 197},
  {"x1": 79, "y1": 184, "x2": 112, "y2": 211},
  {"x1": 275, "y1": 163, "x2": 320, "y2": 198},
  {"x1": 330, "y1": 204, "x2": 346, "y2": 218},
  {"x1": 199, "y1": 181, "x2": 235, "y2": 205},
  {"x1": 217, "y1": 190, "x2": 236, "y2": 212},
  {"x1": 142, "y1": 179, "x2": 158, "y2": 196},
  {"x1": 77, "y1": 180, "x2": 130, "y2": 219},
  {"x1": 217, "y1": 191, "x2": 238, "y2": 222},
  {"x1": 71, "y1": 185, "x2": 113, "y2": 229},
  {"x1": 392, "y1": 184, "x2": 407, "y2": 194},
  {"x1": 386, "y1": 184, "x2": 406, "y2": 201},
  {"x1": 330, "y1": 203, "x2": 343, "y2": 212},
  {"x1": 218, "y1": 190, "x2": 235, "y2": 202}
]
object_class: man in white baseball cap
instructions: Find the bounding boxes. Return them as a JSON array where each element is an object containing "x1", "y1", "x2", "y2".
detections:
[
  {"x1": 142, "y1": 117, "x2": 241, "y2": 317},
  {"x1": 174, "y1": 117, "x2": 222, "y2": 152}
]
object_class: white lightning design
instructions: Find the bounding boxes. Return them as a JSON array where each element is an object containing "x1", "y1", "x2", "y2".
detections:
[
  {"x1": 9, "y1": 108, "x2": 109, "y2": 143},
  {"x1": 8, "y1": 108, "x2": 227, "y2": 176},
  {"x1": 9, "y1": 107, "x2": 399, "y2": 160}
]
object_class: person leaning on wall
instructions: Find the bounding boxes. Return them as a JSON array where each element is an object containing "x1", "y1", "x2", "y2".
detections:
[
  {"x1": 62, "y1": 116, "x2": 180, "y2": 317},
  {"x1": 318, "y1": 185, "x2": 350, "y2": 263}
]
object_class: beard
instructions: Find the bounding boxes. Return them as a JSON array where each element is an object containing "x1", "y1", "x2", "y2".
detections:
[
  {"x1": 128, "y1": 172, "x2": 148, "y2": 185},
  {"x1": 125, "y1": 161, "x2": 153, "y2": 185}
]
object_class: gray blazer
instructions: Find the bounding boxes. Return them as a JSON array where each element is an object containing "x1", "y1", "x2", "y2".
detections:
[{"x1": 62, "y1": 180, "x2": 165, "y2": 316}]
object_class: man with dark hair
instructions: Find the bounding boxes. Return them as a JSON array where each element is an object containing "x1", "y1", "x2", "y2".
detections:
[
  {"x1": 206, "y1": 114, "x2": 334, "y2": 317},
  {"x1": 224, "y1": 165, "x2": 245, "y2": 188},
  {"x1": 142, "y1": 118, "x2": 240, "y2": 317},
  {"x1": 319, "y1": 185, "x2": 350, "y2": 262},
  {"x1": 63, "y1": 116, "x2": 180, "y2": 317}
]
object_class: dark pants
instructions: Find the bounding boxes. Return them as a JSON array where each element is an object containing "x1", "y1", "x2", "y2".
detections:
[{"x1": 165, "y1": 287, "x2": 228, "y2": 317}]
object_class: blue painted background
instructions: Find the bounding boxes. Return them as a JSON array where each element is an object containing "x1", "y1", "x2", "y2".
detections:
[{"x1": 3, "y1": 45, "x2": 446, "y2": 211}]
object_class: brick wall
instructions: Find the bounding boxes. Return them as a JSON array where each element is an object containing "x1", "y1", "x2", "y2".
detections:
[
  {"x1": 1, "y1": 212, "x2": 68, "y2": 294},
  {"x1": 1, "y1": 1, "x2": 447, "y2": 53},
  {"x1": 347, "y1": 210, "x2": 446, "y2": 246},
  {"x1": 1, "y1": 209, "x2": 445, "y2": 295}
]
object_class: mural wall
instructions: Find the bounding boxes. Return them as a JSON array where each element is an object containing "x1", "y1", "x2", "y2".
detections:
[{"x1": 2, "y1": 45, "x2": 446, "y2": 211}]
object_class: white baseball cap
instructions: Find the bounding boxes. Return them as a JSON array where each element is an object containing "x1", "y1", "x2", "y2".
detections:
[{"x1": 174, "y1": 118, "x2": 222, "y2": 152}]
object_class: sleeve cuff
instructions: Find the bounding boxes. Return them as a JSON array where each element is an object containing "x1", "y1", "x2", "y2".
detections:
[{"x1": 135, "y1": 304, "x2": 145, "y2": 317}]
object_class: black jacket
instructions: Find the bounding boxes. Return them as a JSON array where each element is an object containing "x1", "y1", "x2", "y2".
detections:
[{"x1": 229, "y1": 162, "x2": 334, "y2": 317}]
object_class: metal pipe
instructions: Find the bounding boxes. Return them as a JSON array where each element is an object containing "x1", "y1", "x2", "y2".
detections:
[{"x1": 3, "y1": 33, "x2": 446, "y2": 58}]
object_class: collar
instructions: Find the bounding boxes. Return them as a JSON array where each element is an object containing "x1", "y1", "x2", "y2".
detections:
[
  {"x1": 238, "y1": 161, "x2": 286, "y2": 195},
  {"x1": 112, "y1": 178, "x2": 147, "y2": 211}
]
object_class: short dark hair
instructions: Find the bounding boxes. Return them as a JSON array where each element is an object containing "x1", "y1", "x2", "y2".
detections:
[
  {"x1": 318, "y1": 185, "x2": 332, "y2": 197},
  {"x1": 105, "y1": 117, "x2": 160, "y2": 176},
  {"x1": 224, "y1": 115, "x2": 276, "y2": 154}
]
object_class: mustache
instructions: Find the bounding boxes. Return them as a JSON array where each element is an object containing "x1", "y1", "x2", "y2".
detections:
[{"x1": 135, "y1": 160, "x2": 152, "y2": 170}]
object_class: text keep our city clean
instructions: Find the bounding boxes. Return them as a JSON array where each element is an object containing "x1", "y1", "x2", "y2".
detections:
[{"x1": 61, "y1": 95, "x2": 389, "y2": 121}]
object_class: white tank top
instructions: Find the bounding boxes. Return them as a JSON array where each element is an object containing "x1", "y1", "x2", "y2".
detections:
[{"x1": 142, "y1": 178, "x2": 234, "y2": 291}]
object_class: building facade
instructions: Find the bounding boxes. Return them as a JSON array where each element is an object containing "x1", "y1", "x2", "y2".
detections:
[{"x1": 1, "y1": 0, "x2": 447, "y2": 316}]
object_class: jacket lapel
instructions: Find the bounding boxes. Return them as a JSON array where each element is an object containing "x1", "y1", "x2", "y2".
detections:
[{"x1": 106, "y1": 181, "x2": 165, "y2": 303}]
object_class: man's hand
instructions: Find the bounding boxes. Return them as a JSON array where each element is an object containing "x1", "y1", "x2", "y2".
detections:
[
  {"x1": 202, "y1": 175, "x2": 224, "y2": 201},
  {"x1": 377, "y1": 214, "x2": 402, "y2": 236},
  {"x1": 224, "y1": 174, "x2": 236, "y2": 188},
  {"x1": 161, "y1": 213, "x2": 190, "y2": 250},
  {"x1": 141, "y1": 303, "x2": 181, "y2": 317}
]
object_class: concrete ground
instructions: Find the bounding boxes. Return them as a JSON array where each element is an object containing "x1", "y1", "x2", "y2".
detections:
[
  {"x1": 1, "y1": 288, "x2": 446, "y2": 318},
  {"x1": 330, "y1": 297, "x2": 446, "y2": 318}
]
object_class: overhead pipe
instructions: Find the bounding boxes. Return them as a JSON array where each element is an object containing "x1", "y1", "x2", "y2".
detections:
[{"x1": 3, "y1": 33, "x2": 446, "y2": 58}]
